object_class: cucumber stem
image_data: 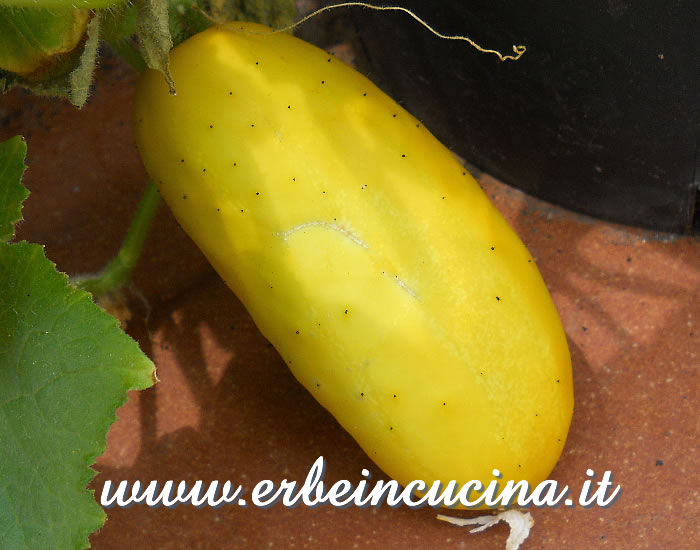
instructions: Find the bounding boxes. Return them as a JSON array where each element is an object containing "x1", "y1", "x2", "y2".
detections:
[{"x1": 74, "y1": 181, "x2": 160, "y2": 295}]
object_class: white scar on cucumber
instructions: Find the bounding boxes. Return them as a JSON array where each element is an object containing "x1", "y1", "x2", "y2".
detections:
[
  {"x1": 275, "y1": 221, "x2": 420, "y2": 299},
  {"x1": 383, "y1": 271, "x2": 419, "y2": 298},
  {"x1": 275, "y1": 221, "x2": 369, "y2": 248}
]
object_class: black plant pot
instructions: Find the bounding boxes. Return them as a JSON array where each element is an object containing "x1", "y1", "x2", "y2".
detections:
[{"x1": 343, "y1": 1, "x2": 699, "y2": 234}]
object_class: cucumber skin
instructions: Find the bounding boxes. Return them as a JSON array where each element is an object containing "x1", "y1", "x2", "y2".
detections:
[{"x1": 133, "y1": 22, "x2": 573, "y2": 504}]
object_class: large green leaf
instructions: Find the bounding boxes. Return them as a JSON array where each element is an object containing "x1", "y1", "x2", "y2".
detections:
[
  {"x1": 0, "y1": 138, "x2": 156, "y2": 548},
  {"x1": 0, "y1": 136, "x2": 28, "y2": 242}
]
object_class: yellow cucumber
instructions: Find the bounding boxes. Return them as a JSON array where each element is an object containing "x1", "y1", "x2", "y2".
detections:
[{"x1": 133, "y1": 22, "x2": 573, "y2": 505}]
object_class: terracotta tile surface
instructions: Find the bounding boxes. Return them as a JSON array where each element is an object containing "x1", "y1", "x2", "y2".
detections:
[{"x1": 1, "y1": 51, "x2": 697, "y2": 550}]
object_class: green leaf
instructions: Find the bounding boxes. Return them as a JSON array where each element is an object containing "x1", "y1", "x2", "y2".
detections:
[
  {"x1": 0, "y1": 243, "x2": 156, "y2": 549},
  {"x1": 0, "y1": 135, "x2": 28, "y2": 242},
  {"x1": 0, "y1": 138, "x2": 156, "y2": 548}
]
